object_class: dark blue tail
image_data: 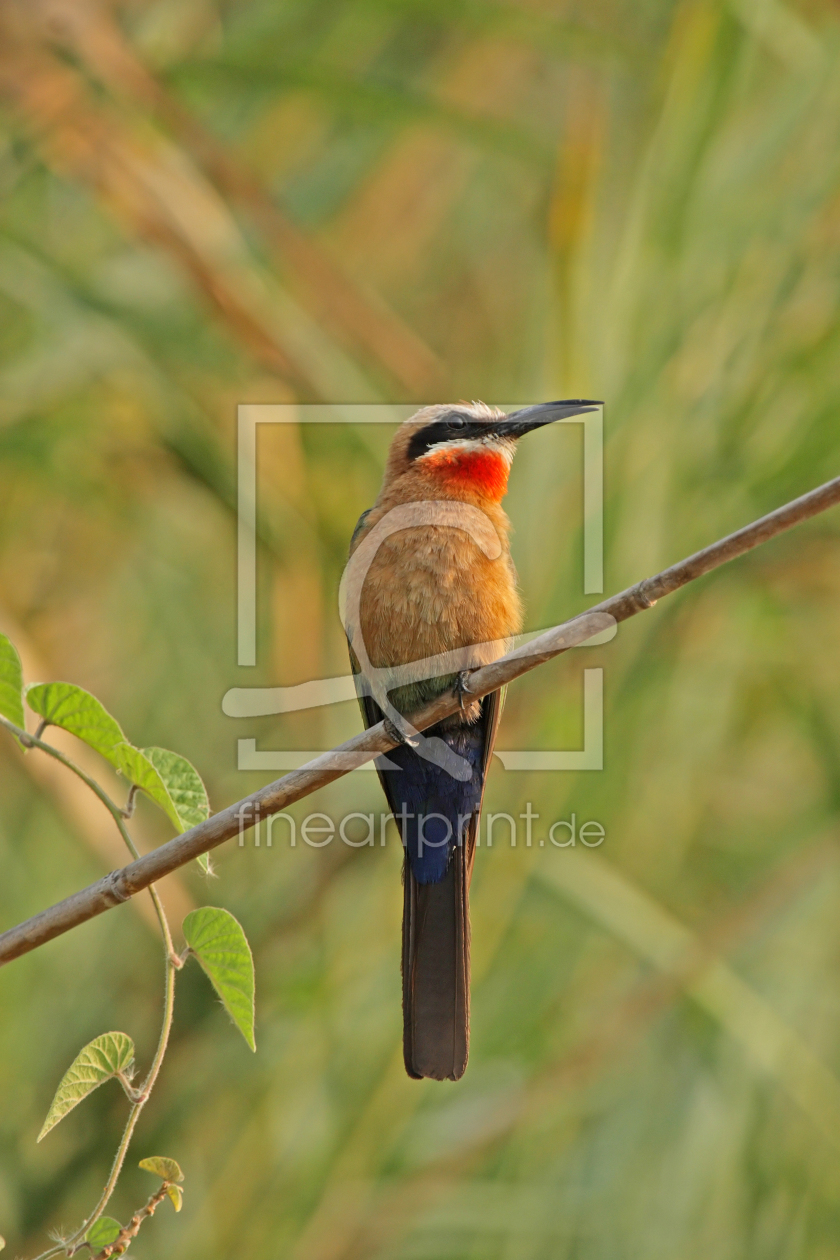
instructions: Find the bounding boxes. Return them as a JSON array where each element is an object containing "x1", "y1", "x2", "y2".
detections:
[{"x1": 380, "y1": 720, "x2": 486, "y2": 883}]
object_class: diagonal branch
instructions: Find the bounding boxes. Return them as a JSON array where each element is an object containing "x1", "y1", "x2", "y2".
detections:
[{"x1": 1, "y1": 473, "x2": 838, "y2": 966}]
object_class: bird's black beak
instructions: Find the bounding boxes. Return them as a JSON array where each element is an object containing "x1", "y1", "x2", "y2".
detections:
[{"x1": 492, "y1": 399, "x2": 602, "y2": 438}]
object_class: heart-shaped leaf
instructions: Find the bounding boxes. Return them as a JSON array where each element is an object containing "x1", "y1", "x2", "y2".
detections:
[
  {"x1": 114, "y1": 745, "x2": 211, "y2": 870},
  {"x1": 183, "y1": 907, "x2": 255, "y2": 1051},
  {"x1": 38, "y1": 1032, "x2": 135, "y2": 1141},
  {"x1": 86, "y1": 1218, "x2": 122, "y2": 1248},
  {"x1": 142, "y1": 747, "x2": 209, "y2": 830},
  {"x1": 0, "y1": 634, "x2": 24, "y2": 732},
  {"x1": 142, "y1": 746, "x2": 212, "y2": 871},
  {"x1": 139, "y1": 1155, "x2": 184, "y2": 1183},
  {"x1": 24, "y1": 682, "x2": 211, "y2": 869},
  {"x1": 26, "y1": 683, "x2": 126, "y2": 765},
  {"x1": 166, "y1": 1184, "x2": 184, "y2": 1211}
]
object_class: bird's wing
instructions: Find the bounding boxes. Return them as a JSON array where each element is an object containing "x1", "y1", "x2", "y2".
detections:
[
  {"x1": 346, "y1": 505, "x2": 385, "y2": 764},
  {"x1": 347, "y1": 500, "x2": 408, "y2": 816},
  {"x1": 349, "y1": 507, "x2": 372, "y2": 552},
  {"x1": 346, "y1": 502, "x2": 503, "y2": 828}
]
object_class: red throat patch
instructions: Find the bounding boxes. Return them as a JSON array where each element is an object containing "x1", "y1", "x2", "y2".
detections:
[{"x1": 422, "y1": 447, "x2": 510, "y2": 500}]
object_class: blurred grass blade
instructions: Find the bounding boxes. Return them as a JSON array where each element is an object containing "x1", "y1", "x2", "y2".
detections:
[
  {"x1": 43, "y1": 0, "x2": 445, "y2": 394},
  {"x1": 536, "y1": 851, "x2": 840, "y2": 1142},
  {"x1": 1, "y1": 46, "x2": 380, "y2": 401}
]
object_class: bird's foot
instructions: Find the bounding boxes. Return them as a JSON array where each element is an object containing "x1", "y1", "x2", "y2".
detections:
[
  {"x1": 383, "y1": 716, "x2": 418, "y2": 747},
  {"x1": 455, "y1": 670, "x2": 474, "y2": 712}
]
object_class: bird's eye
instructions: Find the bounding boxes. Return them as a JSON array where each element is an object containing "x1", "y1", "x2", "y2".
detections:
[{"x1": 448, "y1": 416, "x2": 467, "y2": 429}]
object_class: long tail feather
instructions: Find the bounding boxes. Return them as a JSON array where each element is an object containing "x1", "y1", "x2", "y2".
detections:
[
  {"x1": 402, "y1": 819, "x2": 475, "y2": 1081},
  {"x1": 350, "y1": 668, "x2": 502, "y2": 1081}
]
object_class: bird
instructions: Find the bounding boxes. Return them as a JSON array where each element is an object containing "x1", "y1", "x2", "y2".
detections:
[{"x1": 346, "y1": 399, "x2": 600, "y2": 1081}]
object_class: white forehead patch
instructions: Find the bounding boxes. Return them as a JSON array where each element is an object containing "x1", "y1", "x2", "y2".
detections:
[{"x1": 417, "y1": 435, "x2": 515, "y2": 466}]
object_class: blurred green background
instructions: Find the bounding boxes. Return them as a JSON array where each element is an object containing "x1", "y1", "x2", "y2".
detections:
[{"x1": 2, "y1": 0, "x2": 840, "y2": 1255}]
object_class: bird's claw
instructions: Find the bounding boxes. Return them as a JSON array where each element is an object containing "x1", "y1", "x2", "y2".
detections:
[
  {"x1": 384, "y1": 716, "x2": 418, "y2": 747},
  {"x1": 455, "y1": 670, "x2": 473, "y2": 712}
]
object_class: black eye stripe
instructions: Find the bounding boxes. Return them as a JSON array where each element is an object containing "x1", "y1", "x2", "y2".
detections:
[{"x1": 407, "y1": 415, "x2": 485, "y2": 461}]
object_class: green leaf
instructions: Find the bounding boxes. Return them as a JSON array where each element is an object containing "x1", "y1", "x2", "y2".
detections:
[
  {"x1": 166, "y1": 1184, "x2": 184, "y2": 1211},
  {"x1": 112, "y1": 743, "x2": 182, "y2": 831},
  {"x1": 139, "y1": 1155, "x2": 184, "y2": 1183},
  {"x1": 142, "y1": 747, "x2": 209, "y2": 830},
  {"x1": 142, "y1": 747, "x2": 212, "y2": 870},
  {"x1": 38, "y1": 1032, "x2": 135, "y2": 1141},
  {"x1": 86, "y1": 1218, "x2": 122, "y2": 1248},
  {"x1": 0, "y1": 634, "x2": 24, "y2": 732},
  {"x1": 114, "y1": 747, "x2": 211, "y2": 868},
  {"x1": 26, "y1": 682, "x2": 126, "y2": 765},
  {"x1": 183, "y1": 907, "x2": 256, "y2": 1051},
  {"x1": 24, "y1": 683, "x2": 212, "y2": 866}
]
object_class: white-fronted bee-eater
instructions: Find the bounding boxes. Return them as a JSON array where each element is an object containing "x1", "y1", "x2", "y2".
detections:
[{"x1": 347, "y1": 399, "x2": 600, "y2": 1080}]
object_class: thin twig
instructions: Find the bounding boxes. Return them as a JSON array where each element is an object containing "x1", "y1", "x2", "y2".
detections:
[
  {"x1": 88, "y1": 1181, "x2": 172, "y2": 1259},
  {"x1": 16, "y1": 736, "x2": 180, "y2": 1257},
  {"x1": 58, "y1": 953, "x2": 177, "y2": 1256},
  {"x1": 1, "y1": 471, "x2": 838, "y2": 968},
  {"x1": 120, "y1": 785, "x2": 139, "y2": 820}
]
